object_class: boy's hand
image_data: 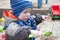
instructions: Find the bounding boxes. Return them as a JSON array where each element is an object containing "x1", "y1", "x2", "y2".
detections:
[
  {"x1": 37, "y1": 26, "x2": 40, "y2": 31},
  {"x1": 30, "y1": 30, "x2": 42, "y2": 38},
  {"x1": 41, "y1": 15, "x2": 49, "y2": 21},
  {"x1": 37, "y1": 24, "x2": 41, "y2": 31}
]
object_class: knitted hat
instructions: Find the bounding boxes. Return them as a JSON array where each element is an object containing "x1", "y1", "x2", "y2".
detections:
[{"x1": 10, "y1": 0, "x2": 33, "y2": 17}]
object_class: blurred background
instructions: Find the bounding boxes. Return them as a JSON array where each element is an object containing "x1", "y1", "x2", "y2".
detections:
[
  {"x1": 0, "y1": 0, "x2": 60, "y2": 14},
  {"x1": 0, "y1": 0, "x2": 60, "y2": 16},
  {"x1": 0, "y1": 0, "x2": 60, "y2": 9}
]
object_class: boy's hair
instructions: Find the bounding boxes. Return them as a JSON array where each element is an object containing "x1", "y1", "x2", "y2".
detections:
[{"x1": 10, "y1": 0, "x2": 33, "y2": 17}]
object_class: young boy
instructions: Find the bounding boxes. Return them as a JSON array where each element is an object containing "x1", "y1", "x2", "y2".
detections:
[
  {"x1": 4, "y1": 0, "x2": 37, "y2": 40},
  {"x1": 4, "y1": 0, "x2": 37, "y2": 30},
  {"x1": 11, "y1": 0, "x2": 37, "y2": 30}
]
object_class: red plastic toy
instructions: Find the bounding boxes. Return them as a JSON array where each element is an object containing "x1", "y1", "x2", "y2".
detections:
[
  {"x1": 52, "y1": 5, "x2": 60, "y2": 20},
  {"x1": 52, "y1": 5, "x2": 60, "y2": 15}
]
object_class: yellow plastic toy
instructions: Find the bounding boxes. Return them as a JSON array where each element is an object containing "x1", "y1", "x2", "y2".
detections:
[{"x1": 0, "y1": 17, "x2": 5, "y2": 22}]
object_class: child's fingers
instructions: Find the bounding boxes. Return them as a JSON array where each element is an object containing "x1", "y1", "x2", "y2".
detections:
[{"x1": 30, "y1": 30, "x2": 42, "y2": 37}]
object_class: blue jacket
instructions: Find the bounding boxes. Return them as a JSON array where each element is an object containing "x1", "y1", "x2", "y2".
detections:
[
  {"x1": 4, "y1": 17, "x2": 37, "y2": 30},
  {"x1": 15, "y1": 17, "x2": 37, "y2": 30}
]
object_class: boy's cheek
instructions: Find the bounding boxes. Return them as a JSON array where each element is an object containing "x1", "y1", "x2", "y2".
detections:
[
  {"x1": 18, "y1": 13, "x2": 25, "y2": 19},
  {"x1": 18, "y1": 16, "x2": 29, "y2": 21},
  {"x1": 18, "y1": 13, "x2": 30, "y2": 20},
  {"x1": 18, "y1": 16, "x2": 22, "y2": 20}
]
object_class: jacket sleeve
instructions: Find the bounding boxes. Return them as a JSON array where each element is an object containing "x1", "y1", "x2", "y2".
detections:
[
  {"x1": 30, "y1": 18, "x2": 37, "y2": 30},
  {"x1": 4, "y1": 20, "x2": 11, "y2": 30}
]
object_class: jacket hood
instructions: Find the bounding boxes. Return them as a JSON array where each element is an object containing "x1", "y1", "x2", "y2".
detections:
[{"x1": 3, "y1": 10, "x2": 18, "y2": 21}]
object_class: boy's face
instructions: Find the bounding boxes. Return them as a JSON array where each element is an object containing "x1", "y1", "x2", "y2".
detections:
[{"x1": 18, "y1": 8, "x2": 31, "y2": 21}]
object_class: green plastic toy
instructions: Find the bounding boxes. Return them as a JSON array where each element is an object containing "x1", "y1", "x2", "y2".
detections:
[
  {"x1": 0, "y1": 27, "x2": 3, "y2": 32},
  {"x1": 44, "y1": 31, "x2": 52, "y2": 36},
  {"x1": 53, "y1": 16, "x2": 59, "y2": 19},
  {"x1": 28, "y1": 34, "x2": 34, "y2": 38}
]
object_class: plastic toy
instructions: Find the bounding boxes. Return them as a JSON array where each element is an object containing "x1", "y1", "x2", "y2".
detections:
[
  {"x1": 28, "y1": 34, "x2": 34, "y2": 38},
  {"x1": 2, "y1": 17, "x2": 5, "y2": 22},
  {"x1": 1, "y1": 33, "x2": 5, "y2": 40},
  {"x1": 0, "y1": 17, "x2": 5, "y2": 22},
  {"x1": 52, "y1": 5, "x2": 60, "y2": 20},
  {"x1": 53, "y1": 15, "x2": 60, "y2": 19},
  {"x1": 0, "y1": 27, "x2": 3, "y2": 32},
  {"x1": 44, "y1": 31, "x2": 52, "y2": 36}
]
